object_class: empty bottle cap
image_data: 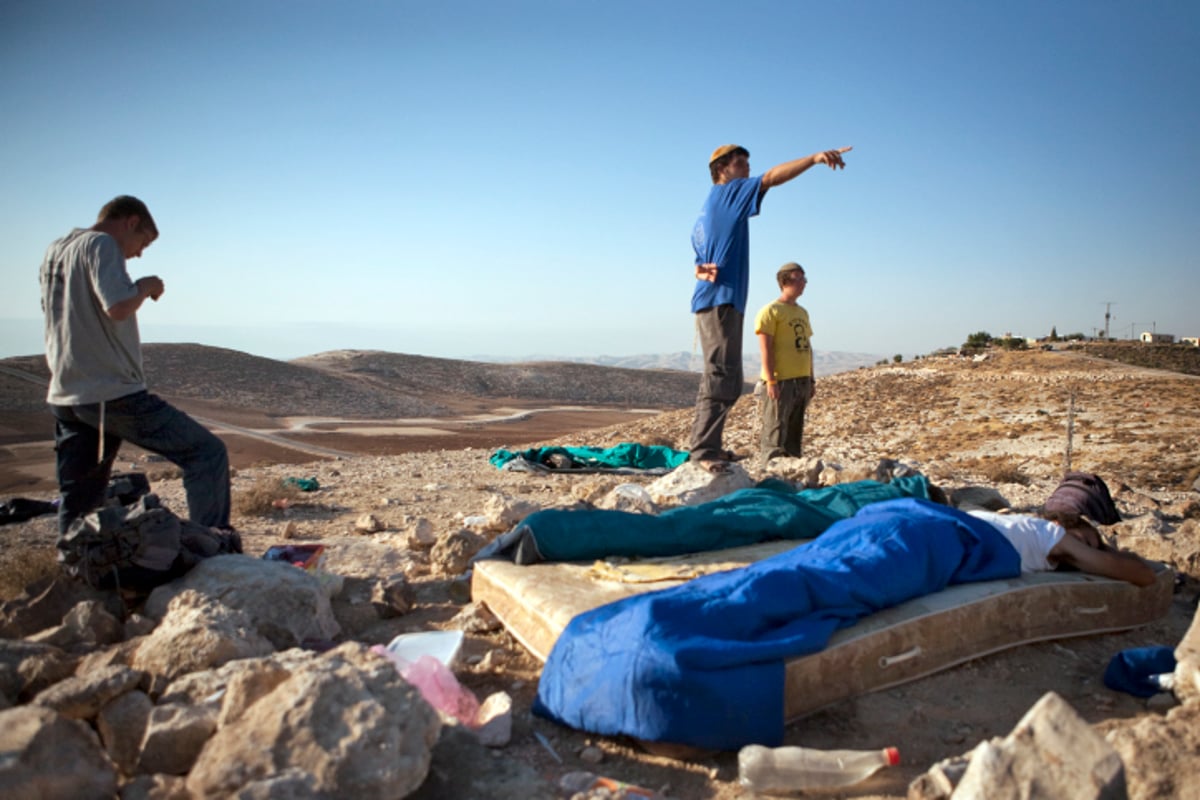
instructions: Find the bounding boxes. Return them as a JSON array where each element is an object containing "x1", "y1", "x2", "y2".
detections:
[{"x1": 885, "y1": 747, "x2": 901, "y2": 766}]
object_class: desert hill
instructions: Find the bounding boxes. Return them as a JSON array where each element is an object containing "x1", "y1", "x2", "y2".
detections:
[
  {"x1": 291, "y1": 349, "x2": 703, "y2": 409},
  {"x1": 0, "y1": 346, "x2": 1198, "y2": 798},
  {"x1": 0, "y1": 344, "x2": 705, "y2": 421}
]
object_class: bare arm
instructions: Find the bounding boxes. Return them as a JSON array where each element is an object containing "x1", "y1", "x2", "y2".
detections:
[
  {"x1": 1050, "y1": 534, "x2": 1157, "y2": 587},
  {"x1": 107, "y1": 276, "x2": 164, "y2": 322},
  {"x1": 760, "y1": 147, "x2": 852, "y2": 190},
  {"x1": 757, "y1": 332, "x2": 780, "y2": 400}
]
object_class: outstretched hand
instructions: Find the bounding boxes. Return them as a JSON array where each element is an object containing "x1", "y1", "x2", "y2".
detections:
[{"x1": 816, "y1": 146, "x2": 853, "y2": 170}]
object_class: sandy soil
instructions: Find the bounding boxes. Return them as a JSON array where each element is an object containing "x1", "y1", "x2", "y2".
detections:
[{"x1": 2, "y1": 349, "x2": 1198, "y2": 799}]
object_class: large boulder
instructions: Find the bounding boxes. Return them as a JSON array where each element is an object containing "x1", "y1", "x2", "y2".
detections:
[
  {"x1": 144, "y1": 555, "x2": 340, "y2": 649},
  {"x1": 647, "y1": 461, "x2": 754, "y2": 506},
  {"x1": 132, "y1": 590, "x2": 275, "y2": 681},
  {"x1": 186, "y1": 642, "x2": 440, "y2": 799},
  {"x1": 31, "y1": 663, "x2": 144, "y2": 720},
  {"x1": 0, "y1": 705, "x2": 117, "y2": 799},
  {"x1": 0, "y1": 639, "x2": 78, "y2": 704},
  {"x1": 949, "y1": 692, "x2": 1125, "y2": 800}
]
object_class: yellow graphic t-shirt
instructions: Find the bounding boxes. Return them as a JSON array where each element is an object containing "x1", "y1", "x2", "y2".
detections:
[{"x1": 754, "y1": 301, "x2": 813, "y2": 381}]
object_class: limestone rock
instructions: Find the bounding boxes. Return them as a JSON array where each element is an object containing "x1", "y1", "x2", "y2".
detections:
[
  {"x1": 1174, "y1": 601, "x2": 1200, "y2": 705},
  {"x1": 399, "y1": 515, "x2": 437, "y2": 548},
  {"x1": 431, "y1": 529, "x2": 486, "y2": 577},
  {"x1": 217, "y1": 659, "x2": 295, "y2": 726},
  {"x1": 320, "y1": 539, "x2": 422, "y2": 581},
  {"x1": 0, "y1": 575, "x2": 122, "y2": 640},
  {"x1": 0, "y1": 705, "x2": 117, "y2": 799},
  {"x1": 647, "y1": 461, "x2": 754, "y2": 506},
  {"x1": 372, "y1": 573, "x2": 416, "y2": 618},
  {"x1": 27, "y1": 599, "x2": 124, "y2": 652},
  {"x1": 137, "y1": 702, "x2": 219, "y2": 775},
  {"x1": 474, "y1": 691, "x2": 513, "y2": 747},
  {"x1": 32, "y1": 663, "x2": 144, "y2": 720},
  {"x1": 186, "y1": 642, "x2": 440, "y2": 799},
  {"x1": 482, "y1": 494, "x2": 540, "y2": 532},
  {"x1": 144, "y1": 554, "x2": 340, "y2": 649},
  {"x1": 97, "y1": 689, "x2": 153, "y2": 775},
  {"x1": 1105, "y1": 702, "x2": 1200, "y2": 799},
  {"x1": 452, "y1": 602, "x2": 500, "y2": 634},
  {"x1": 119, "y1": 773, "x2": 191, "y2": 800},
  {"x1": 355, "y1": 513, "x2": 384, "y2": 533},
  {"x1": 132, "y1": 591, "x2": 275, "y2": 681},
  {"x1": 949, "y1": 692, "x2": 1125, "y2": 800},
  {"x1": 593, "y1": 483, "x2": 659, "y2": 513},
  {"x1": 0, "y1": 639, "x2": 78, "y2": 704}
]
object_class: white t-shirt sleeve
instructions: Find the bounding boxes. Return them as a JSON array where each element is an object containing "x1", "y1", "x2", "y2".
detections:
[{"x1": 968, "y1": 511, "x2": 1066, "y2": 573}]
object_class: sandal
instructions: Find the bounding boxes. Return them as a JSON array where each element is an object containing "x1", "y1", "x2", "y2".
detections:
[{"x1": 695, "y1": 459, "x2": 733, "y2": 475}]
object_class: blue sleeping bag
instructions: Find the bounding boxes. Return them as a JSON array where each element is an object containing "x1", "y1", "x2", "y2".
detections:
[{"x1": 532, "y1": 498, "x2": 1021, "y2": 750}]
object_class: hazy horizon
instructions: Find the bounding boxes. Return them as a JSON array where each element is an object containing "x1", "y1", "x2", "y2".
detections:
[{"x1": 4, "y1": 2, "x2": 1196, "y2": 364}]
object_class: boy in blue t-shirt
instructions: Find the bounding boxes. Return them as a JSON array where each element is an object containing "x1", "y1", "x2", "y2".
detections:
[{"x1": 687, "y1": 143, "x2": 851, "y2": 470}]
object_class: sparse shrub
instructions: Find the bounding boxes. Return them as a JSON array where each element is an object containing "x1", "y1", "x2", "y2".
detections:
[
  {"x1": 233, "y1": 476, "x2": 303, "y2": 517},
  {"x1": 0, "y1": 546, "x2": 58, "y2": 601},
  {"x1": 893, "y1": 354, "x2": 903, "y2": 363},
  {"x1": 964, "y1": 331, "x2": 993, "y2": 349},
  {"x1": 979, "y1": 458, "x2": 1030, "y2": 486}
]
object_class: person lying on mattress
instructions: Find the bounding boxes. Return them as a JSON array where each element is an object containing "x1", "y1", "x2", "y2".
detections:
[
  {"x1": 966, "y1": 508, "x2": 1155, "y2": 587},
  {"x1": 533, "y1": 497, "x2": 1163, "y2": 750}
]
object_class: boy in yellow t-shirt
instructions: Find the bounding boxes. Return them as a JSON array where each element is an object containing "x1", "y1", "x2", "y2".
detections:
[{"x1": 754, "y1": 262, "x2": 814, "y2": 461}]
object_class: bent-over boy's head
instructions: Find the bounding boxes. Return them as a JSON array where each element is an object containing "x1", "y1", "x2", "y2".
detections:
[{"x1": 97, "y1": 195, "x2": 158, "y2": 239}]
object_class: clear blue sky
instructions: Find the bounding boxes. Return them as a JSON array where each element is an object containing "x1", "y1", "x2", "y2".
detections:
[{"x1": 2, "y1": 0, "x2": 1197, "y2": 363}]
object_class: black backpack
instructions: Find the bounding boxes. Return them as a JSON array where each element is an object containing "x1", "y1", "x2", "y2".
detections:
[{"x1": 57, "y1": 493, "x2": 242, "y2": 593}]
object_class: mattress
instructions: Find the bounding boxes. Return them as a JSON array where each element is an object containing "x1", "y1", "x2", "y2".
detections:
[{"x1": 471, "y1": 541, "x2": 1173, "y2": 721}]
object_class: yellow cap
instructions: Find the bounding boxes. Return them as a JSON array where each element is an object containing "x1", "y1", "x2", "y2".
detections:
[{"x1": 709, "y1": 144, "x2": 748, "y2": 165}]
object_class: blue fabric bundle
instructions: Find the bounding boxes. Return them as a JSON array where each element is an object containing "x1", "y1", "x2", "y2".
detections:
[
  {"x1": 532, "y1": 498, "x2": 1021, "y2": 750},
  {"x1": 1103, "y1": 646, "x2": 1176, "y2": 698}
]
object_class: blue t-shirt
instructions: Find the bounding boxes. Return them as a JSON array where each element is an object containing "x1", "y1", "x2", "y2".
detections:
[{"x1": 690, "y1": 175, "x2": 763, "y2": 314}]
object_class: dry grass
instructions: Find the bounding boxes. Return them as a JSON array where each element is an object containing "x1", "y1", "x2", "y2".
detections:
[
  {"x1": 232, "y1": 476, "x2": 303, "y2": 517},
  {"x1": 0, "y1": 545, "x2": 58, "y2": 601},
  {"x1": 972, "y1": 457, "x2": 1031, "y2": 486}
]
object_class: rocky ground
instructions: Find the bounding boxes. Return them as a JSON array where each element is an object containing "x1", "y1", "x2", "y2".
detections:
[{"x1": 1, "y1": 347, "x2": 1199, "y2": 798}]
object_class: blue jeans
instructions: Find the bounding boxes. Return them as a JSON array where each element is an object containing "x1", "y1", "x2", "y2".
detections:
[{"x1": 52, "y1": 391, "x2": 230, "y2": 533}]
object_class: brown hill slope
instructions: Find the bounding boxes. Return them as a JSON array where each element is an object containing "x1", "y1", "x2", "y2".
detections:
[
  {"x1": 292, "y1": 349, "x2": 701, "y2": 408},
  {"x1": 580, "y1": 348, "x2": 1200, "y2": 491}
]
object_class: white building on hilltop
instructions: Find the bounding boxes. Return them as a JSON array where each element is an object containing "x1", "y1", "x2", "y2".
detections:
[{"x1": 1140, "y1": 332, "x2": 1175, "y2": 344}]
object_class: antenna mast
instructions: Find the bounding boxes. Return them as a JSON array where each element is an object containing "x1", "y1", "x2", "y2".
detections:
[{"x1": 1101, "y1": 301, "x2": 1116, "y2": 339}]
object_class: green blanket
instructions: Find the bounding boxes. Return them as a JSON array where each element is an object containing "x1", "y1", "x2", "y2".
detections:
[
  {"x1": 481, "y1": 475, "x2": 933, "y2": 564},
  {"x1": 489, "y1": 442, "x2": 689, "y2": 473}
]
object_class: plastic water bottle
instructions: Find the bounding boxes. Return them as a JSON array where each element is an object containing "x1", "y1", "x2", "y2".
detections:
[{"x1": 738, "y1": 744, "x2": 900, "y2": 795}]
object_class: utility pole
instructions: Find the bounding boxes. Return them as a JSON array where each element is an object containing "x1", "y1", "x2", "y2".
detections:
[{"x1": 1100, "y1": 301, "x2": 1116, "y2": 339}]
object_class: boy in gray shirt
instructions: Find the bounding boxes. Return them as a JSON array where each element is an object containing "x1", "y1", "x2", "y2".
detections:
[{"x1": 40, "y1": 196, "x2": 231, "y2": 535}]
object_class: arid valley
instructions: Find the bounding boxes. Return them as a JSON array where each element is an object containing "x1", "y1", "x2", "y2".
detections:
[{"x1": 1, "y1": 343, "x2": 1198, "y2": 799}]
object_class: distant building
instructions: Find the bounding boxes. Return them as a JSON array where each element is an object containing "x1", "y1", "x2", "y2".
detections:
[
  {"x1": 1182, "y1": 337, "x2": 1199, "y2": 347},
  {"x1": 1140, "y1": 332, "x2": 1175, "y2": 344}
]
